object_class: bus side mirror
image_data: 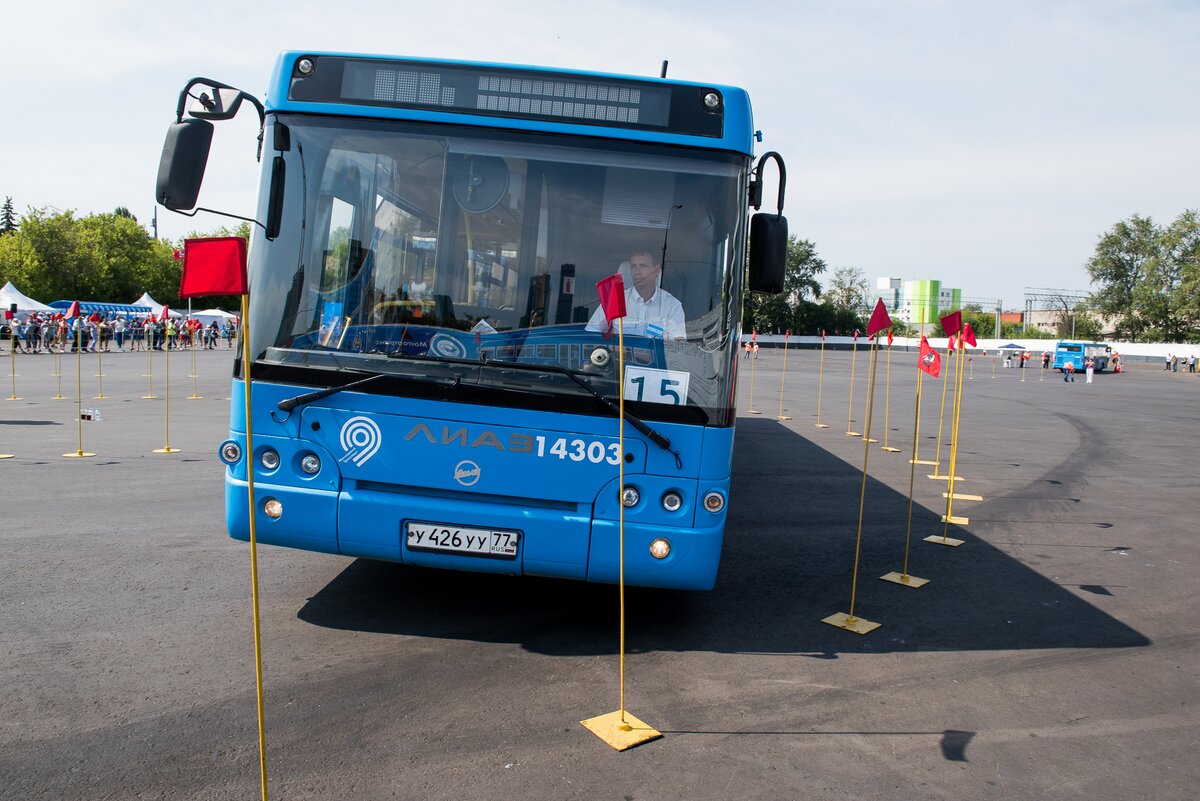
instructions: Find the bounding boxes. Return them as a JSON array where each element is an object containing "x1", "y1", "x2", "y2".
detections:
[
  {"x1": 156, "y1": 118, "x2": 214, "y2": 211},
  {"x1": 748, "y1": 212, "x2": 787, "y2": 294}
]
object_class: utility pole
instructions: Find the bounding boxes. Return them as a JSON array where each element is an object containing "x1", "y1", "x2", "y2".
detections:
[
  {"x1": 151, "y1": 206, "x2": 158, "y2": 240},
  {"x1": 994, "y1": 300, "x2": 1002, "y2": 339}
]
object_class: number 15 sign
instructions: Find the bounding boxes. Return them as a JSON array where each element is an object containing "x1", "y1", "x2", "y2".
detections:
[{"x1": 624, "y1": 366, "x2": 689, "y2": 406}]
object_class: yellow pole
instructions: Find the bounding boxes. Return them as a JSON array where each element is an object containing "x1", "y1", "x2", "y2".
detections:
[
  {"x1": 776, "y1": 332, "x2": 791, "y2": 420},
  {"x1": 815, "y1": 334, "x2": 829, "y2": 428},
  {"x1": 747, "y1": 340, "x2": 760, "y2": 414},
  {"x1": 618, "y1": 316, "x2": 626, "y2": 723},
  {"x1": 881, "y1": 337, "x2": 901, "y2": 452},
  {"x1": 189, "y1": 325, "x2": 203, "y2": 400},
  {"x1": 846, "y1": 338, "x2": 881, "y2": 621},
  {"x1": 991, "y1": 355, "x2": 995, "y2": 379},
  {"x1": 902, "y1": 364, "x2": 925, "y2": 575},
  {"x1": 6, "y1": 327, "x2": 20, "y2": 401},
  {"x1": 1040, "y1": 354, "x2": 1046, "y2": 381},
  {"x1": 941, "y1": 339, "x2": 969, "y2": 534},
  {"x1": 154, "y1": 333, "x2": 180, "y2": 453},
  {"x1": 53, "y1": 343, "x2": 65, "y2": 400},
  {"x1": 931, "y1": 340, "x2": 954, "y2": 473},
  {"x1": 1020, "y1": 350, "x2": 1027, "y2": 382},
  {"x1": 63, "y1": 323, "x2": 94, "y2": 458},
  {"x1": 144, "y1": 327, "x2": 153, "y2": 377},
  {"x1": 240, "y1": 295, "x2": 270, "y2": 800},
  {"x1": 846, "y1": 335, "x2": 859, "y2": 436},
  {"x1": 94, "y1": 343, "x2": 108, "y2": 399}
]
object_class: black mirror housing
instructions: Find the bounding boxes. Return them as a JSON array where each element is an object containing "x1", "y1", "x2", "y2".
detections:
[
  {"x1": 748, "y1": 213, "x2": 788, "y2": 294},
  {"x1": 156, "y1": 118, "x2": 214, "y2": 211}
]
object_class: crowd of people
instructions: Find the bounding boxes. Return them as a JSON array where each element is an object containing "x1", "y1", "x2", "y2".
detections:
[{"x1": 2, "y1": 313, "x2": 238, "y2": 354}]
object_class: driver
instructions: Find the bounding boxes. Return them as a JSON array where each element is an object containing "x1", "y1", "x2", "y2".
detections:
[{"x1": 586, "y1": 249, "x2": 685, "y2": 340}]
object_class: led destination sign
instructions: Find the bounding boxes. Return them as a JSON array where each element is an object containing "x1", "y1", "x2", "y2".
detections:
[{"x1": 287, "y1": 56, "x2": 724, "y2": 138}]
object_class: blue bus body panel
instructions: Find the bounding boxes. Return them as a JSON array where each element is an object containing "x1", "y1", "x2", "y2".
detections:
[
  {"x1": 265, "y1": 51, "x2": 755, "y2": 156},
  {"x1": 225, "y1": 379, "x2": 732, "y2": 589}
]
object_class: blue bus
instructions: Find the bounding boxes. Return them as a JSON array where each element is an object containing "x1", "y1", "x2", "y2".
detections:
[
  {"x1": 155, "y1": 52, "x2": 787, "y2": 590},
  {"x1": 1054, "y1": 341, "x2": 1110, "y2": 373}
]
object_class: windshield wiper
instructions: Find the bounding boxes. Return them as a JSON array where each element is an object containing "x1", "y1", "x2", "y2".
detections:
[
  {"x1": 276, "y1": 372, "x2": 390, "y2": 413},
  {"x1": 388, "y1": 352, "x2": 681, "y2": 467}
]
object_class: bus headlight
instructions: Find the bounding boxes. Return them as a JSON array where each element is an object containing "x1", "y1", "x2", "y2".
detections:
[
  {"x1": 219, "y1": 441, "x2": 241, "y2": 465},
  {"x1": 649, "y1": 538, "x2": 671, "y2": 559},
  {"x1": 621, "y1": 486, "x2": 640, "y2": 507},
  {"x1": 263, "y1": 498, "x2": 283, "y2": 519},
  {"x1": 703, "y1": 491, "x2": 725, "y2": 513},
  {"x1": 300, "y1": 453, "x2": 321, "y2": 475},
  {"x1": 661, "y1": 491, "x2": 683, "y2": 512},
  {"x1": 259, "y1": 449, "x2": 281, "y2": 470}
]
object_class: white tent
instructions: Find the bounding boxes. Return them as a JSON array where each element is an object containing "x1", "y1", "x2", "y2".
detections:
[
  {"x1": 1, "y1": 281, "x2": 54, "y2": 313},
  {"x1": 193, "y1": 308, "x2": 238, "y2": 327},
  {"x1": 130, "y1": 292, "x2": 181, "y2": 318}
]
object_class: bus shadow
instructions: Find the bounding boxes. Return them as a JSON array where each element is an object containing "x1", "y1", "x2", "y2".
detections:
[{"x1": 297, "y1": 417, "x2": 1149, "y2": 656}]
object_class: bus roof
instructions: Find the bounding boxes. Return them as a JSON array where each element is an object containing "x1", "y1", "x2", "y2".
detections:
[{"x1": 265, "y1": 51, "x2": 756, "y2": 156}]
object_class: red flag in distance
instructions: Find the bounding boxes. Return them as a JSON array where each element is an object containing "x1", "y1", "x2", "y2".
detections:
[
  {"x1": 160, "y1": 306, "x2": 170, "y2": 322},
  {"x1": 65, "y1": 301, "x2": 80, "y2": 319},
  {"x1": 866, "y1": 298, "x2": 892, "y2": 338},
  {"x1": 940, "y1": 310, "x2": 962, "y2": 337},
  {"x1": 918, "y1": 336, "x2": 941, "y2": 377},
  {"x1": 179, "y1": 237, "x2": 248, "y2": 298},
  {"x1": 88, "y1": 312, "x2": 101, "y2": 323},
  {"x1": 948, "y1": 333, "x2": 957, "y2": 351},
  {"x1": 595, "y1": 273, "x2": 627, "y2": 325},
  {"x1": 961, "y1": 322, "x2": 977, "y2": 347},
  {"x1": 887, "y1": 329, "x2": 894, "y2": 347},
  {"x1": 853, "y1": 329, "x2": 860, "y2": 341}
]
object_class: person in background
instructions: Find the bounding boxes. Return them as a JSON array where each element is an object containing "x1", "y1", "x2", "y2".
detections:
[
  {"x1": 1064, "y1": 360, "x2": 1075, "y2": 382},
  {"x1": 1085, "y1": 356, "x2": 1094, "y2": 384}
]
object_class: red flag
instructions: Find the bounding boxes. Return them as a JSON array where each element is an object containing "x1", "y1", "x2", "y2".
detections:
[
  {"x1": 172, "y1": 249, "x2": 184, "y2": 261},
  {"x1": 88, "y1": 312, "x2": 101, "y2": 323},
  {"x1": 940, "y1": 310, "x2": 962, "y2": 337},
  {"x1": 961, "y1": 322, "x2": 977, "y2": 347},
  {"x1": 160, "y1": 306, "x2": 170, "y2": 322},
  {"x1": 595, "y1": 273, "x2": 627, "y2": 325},
  {"x1": 821, "y1": 329, "x2": 825, "y2": 340},
  {"x1": 65, "y1": 301, "x2": 80, "y2": 319},
  {"x1": 866, "y1": 299, "x2": 892, "y2": 338},
  {"x1": 887, "y1": 329, "x2": 894, "y2": 347},
  {"x1": 948, "y1": 333, "x2": 957, "y2": 350},
  {"x1": 179, "y1": 237, "x2": 248, "y2": 298},
  {"x1": 853, "y1": 329, "x2": 860, "y2": 341},
  {"x1": 3, "y1": 309, "x2": 11, "y2": 321},
  {"x1": 918, "y1": 336, "x2": 941, "y2": 377}
]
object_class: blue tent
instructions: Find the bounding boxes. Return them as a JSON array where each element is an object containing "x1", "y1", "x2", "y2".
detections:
[{"x1": 50, "y1": 300, "x2": 155, "y2": 319}]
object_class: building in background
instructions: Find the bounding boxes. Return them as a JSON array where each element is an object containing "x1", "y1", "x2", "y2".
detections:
[{"x1": 875, "y1": 277, "x2": 962, "y2": 334}]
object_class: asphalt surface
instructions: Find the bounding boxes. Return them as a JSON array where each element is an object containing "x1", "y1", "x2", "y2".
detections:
[{"x1": 1, "y1": 344, "x2": 1197, "y2": 800}]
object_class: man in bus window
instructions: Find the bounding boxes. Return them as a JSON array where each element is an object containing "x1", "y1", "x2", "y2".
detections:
[{"x1": 586, "y1": 249, "x2": 685, "y2": 340}]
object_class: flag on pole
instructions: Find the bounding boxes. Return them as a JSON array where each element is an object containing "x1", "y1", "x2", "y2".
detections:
[
  {"x1": 919, "y1": 336, "x2": 941, "y2": 377},
  {"x1": 961, "y1": 322, "x2": 977, "y2": 347},
  {"x1": 940, "y1": 310, "x2": 962, "y2": 337},
  {"x1": 853, "y1": 328, "x2": 860, "y2": 341},
  {"x1": 88, "y1": 312, "x2": 101, "y2": 323},
  {"x1": 172, "y1": 249, "x2": 184, "y2": 261},
  {"x1": 180, "y1": 237, "x2": 249, "y2": 298},
  {"x1": 160, "y1": 306, "x2": 171, "y2": 322},
  {"x1": 867, "y1": 299, "x2": 892, "y2": 338},
  {"x1": 887, "y1": 329, "x2": 894, "y2": 347},
  {"x1": 65, "y1": 301, "x2": 81, "y2": 319},
  {"x1": 948, "y1": 333, "x2": 957, "y2": 350},
  {"x1": 821, "y1": 329, "x2": 826, "y2": 340},
  {"x1": 595, "y1": 273, "x2": 627, "y2": 325}
]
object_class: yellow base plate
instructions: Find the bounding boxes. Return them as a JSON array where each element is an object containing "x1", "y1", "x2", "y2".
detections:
[
  {"x1": 580, "y1": 710, "x2": 662, "y2": 751},
  {"x1": 62, "y1": 451, "x2": 96, "y2": 458},
  {"x1": 821, "y1": 612, "x2": 881, "y2": 634},
  {"x1": 924, "y1": 534, "x2": 965, "y2": 547},
  {"x1": 748, "y1": 409, "x2": 762, "y2": 415},
  {"x1": 93, "y1": 394, "x2": 110, "y2": 399},
  {"x1": 0, "y1": 454, "x2": 14, "y2": 459},
  {"x1": 187, "y1": 394, "x2": 204, "y2": 400},
  {"x1": 142, "y1": 394, "x2": 159, "y2": 399},
  {"x1": 910, "y1": 458, "x2": 937, "y2": 465},
  {"x1": 943, "y1": 492, "x2": 983, "y2": 501},
  {"x1": 51, "y1": 395, "x2": 66, "y2": 400},
  {"x1": 153, "y1": 447, "x2": 182, "y2": 454},
  {"x1": 880, "y1": 571, "x2": 929, "y2": 588},
  {"x1": 881, "y1": 446, "x2": 902, "y2": 452},
  {"x1": 927, "y1": 473, "x2": 964, "y2": 481},
  {"x1": 815, "y1": 423, "x2": 830, "y2": 428},
  {"x1": 846, "y1": 431, "x2": 861, "y2": 437},
  {"x1": 6, "y1": 396, "x2": 24, "y2": 401},
  {"x1": 862, "y1": 437, "x2": 879, "y2": 443},
  {"x1": 776, "y1": 415, "x2": 792, "y2": 420},
  {"x1": 940, "y1": 514, "x2": 969, "y2": 524}
]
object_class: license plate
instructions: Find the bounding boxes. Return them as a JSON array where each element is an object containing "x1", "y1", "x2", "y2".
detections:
[{"x1": 405, "y1": 522, "x2": 520, "y2": 559}]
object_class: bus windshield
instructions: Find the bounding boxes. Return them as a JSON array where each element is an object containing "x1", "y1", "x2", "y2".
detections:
[{"x1": 247, "y1": 114, "x2": 747, "y2": 424}]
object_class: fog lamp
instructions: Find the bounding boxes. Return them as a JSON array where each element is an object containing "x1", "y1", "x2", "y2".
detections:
[
  {"x1": 263, "y1": 499, "x2": 283, "y2": 519},
  {"x1": 649, "y1": 538, "x2": 671, "y2": 559}
]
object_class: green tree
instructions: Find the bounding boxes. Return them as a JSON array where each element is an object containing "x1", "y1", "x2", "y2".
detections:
[
  {"x1": 1086, "y1": 212, "x2": 1200, "y2": 342},
  {"x1": 0, "y1": 197, "x2": 16, "y2": 235},
  {"x1": 745, "y1": 236, "x2": 826, "y2": 333},
  {"x1": 824, "y1": 265, "x2": 869, "y2": 313}
]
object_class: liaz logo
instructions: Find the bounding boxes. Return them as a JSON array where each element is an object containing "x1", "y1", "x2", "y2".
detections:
[
  {"x1": 339, "y1": 416, "x2": 382, "y2": 466},
  {"x1": 454, "y1": 460, "x2": 481, "y2": 486}
]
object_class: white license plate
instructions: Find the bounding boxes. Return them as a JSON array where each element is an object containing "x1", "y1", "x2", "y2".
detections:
[{"x1": 405, "y1": 522, "x2": 520, "y2": 559}]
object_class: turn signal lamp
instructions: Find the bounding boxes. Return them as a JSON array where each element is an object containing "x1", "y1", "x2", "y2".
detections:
[
  {"x1": 219, "y1": 441, "x2": 242, "y2": 465},
  {"x1": 703, "y1": 491, "x2": 725, "y2": 513}
]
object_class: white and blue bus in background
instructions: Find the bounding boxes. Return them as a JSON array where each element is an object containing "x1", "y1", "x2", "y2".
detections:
[
  {"x1": 1054, "y1": 340, "x2": 1110, "y2": 372},
  {"x1": 155, "y1": 52, "x2": 788, "y2": 590}
]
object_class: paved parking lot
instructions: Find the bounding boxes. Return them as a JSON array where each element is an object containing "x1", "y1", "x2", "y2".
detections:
[{"x1": 1, "y1": 345, "x2": 1197, "y2": 800}]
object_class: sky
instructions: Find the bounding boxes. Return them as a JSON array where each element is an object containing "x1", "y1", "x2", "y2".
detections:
[{"x1": 2, "y1": 0, "x2": 1196, "y2": 310}]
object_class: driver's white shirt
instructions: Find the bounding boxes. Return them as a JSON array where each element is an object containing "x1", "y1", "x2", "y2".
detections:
[{"x1": 586, "y1": 286, "x2": 685, "y2": 339}]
